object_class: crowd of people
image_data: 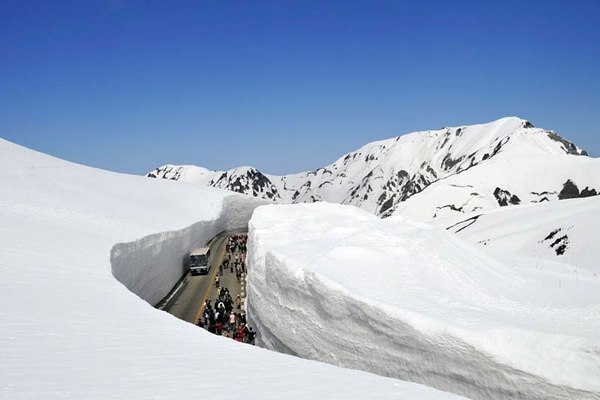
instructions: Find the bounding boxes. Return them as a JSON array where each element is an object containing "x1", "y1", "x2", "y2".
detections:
[
  {"x1": 217, "y1": 234, "x2": 248, "y2": 284},
  {"x1": 198, "y1": 234, "x2": 257, "y2": 345},
  {"x1": 228, "y1": 234, "x2": 247, "y2": 282},
  {"x1": 197, "y1": 289, "x2": 256, "y2": 344}
]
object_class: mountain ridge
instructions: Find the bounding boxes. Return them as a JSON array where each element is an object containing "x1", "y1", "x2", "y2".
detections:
[{"x1": 147, "y1": 117, "x2": 598, "y2": 220}]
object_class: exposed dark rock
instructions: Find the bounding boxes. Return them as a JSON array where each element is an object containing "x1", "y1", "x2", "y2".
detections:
[
  {"x1": 449, "y1": 184, "x2": 474, "y2": 188},
  {"x1": 424, "y1": 164, "x2": 438, "y2": 178},
  {"x1": 509, "y1": 195, "x2": 521, "y2": 205},
  {"x1": 580, "y1": 187, "x2": 598, "y2": 197},
  {"x1": 397, "y1": 170, "x2": 409, "y2": 180},
  {"x1": 446, "y1": 214, "x2": 482, "y2": 233},
  {"x1": 531, "y1": 191, "x2": 556, "y2": 203},
  {"x1": 523, "y1": 120, "x2": 534, "y2": 129},
  {"x1": 398, "y1": 178, "x2": 423, "y2": 202},
  {"x1": 493, "y1": 187, "x2": 521, "y2": 207},
  {"x1": 550, "y1": 235, "x2": 569, "y2": 255},
  {"x1": 544, "y1": 228, "x2": 561, "y2": 241},
  {"x1": 555, "y1": 181, "x2": 598, "y2": 200},
  {"x1": 489, "y1": 137, "x2": 510, "y2": 159},
  {"x1": 442, "y1": 154, "x2": 465, "y2": 171},
  {"x1": 379, "y1": 195, "x2": 395, "y2": 215},
  {"x1": 558, "y1": 180, "x2": 580, "y2": 200},
  {"x1": 542, "y1": 228, "x2": 571, "y2": 256},
  {"x1": 531, "y1": 191, "x2": 554, "y2": 196},
  {"x1": 440, "y1": 130, "x2": 452, "y2": 150},
  {"x1": 437, "y1": 204, "x2": 463, "y2": 212},
  {"x1": 554, "y1": 243, "x2": 568, "y2": 256},
  {"x1": 547, "y1": 132, "x2": 588, "y2": 156}
]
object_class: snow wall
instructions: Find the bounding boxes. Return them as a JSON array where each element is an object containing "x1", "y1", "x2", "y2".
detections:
[
  {"x1": 246, "y1": 203, "x2": 600, "y2": 400},
  {"x1": 112, "y1": 195, "x2": 265, "y2": 306}
]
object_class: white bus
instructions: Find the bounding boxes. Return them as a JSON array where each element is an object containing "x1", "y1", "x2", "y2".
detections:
[{"x1": 188, "y1": 247, "x2": 211, "y2": 275}]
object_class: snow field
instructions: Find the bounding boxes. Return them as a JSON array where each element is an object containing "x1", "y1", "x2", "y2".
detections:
[
  {"x1": 246, "y1": 202, "x2": 600, "y2": 400},
  {"x1": 437, "y1": 195, "x2": 600, "y2": 276}
]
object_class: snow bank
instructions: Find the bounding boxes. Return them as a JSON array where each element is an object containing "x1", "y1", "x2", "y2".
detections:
[
  {"x1": 0, "y1": 139, "x2": 464, "y2": 400},
  {"x1": 247, "y1": 202, "x2": 600, "y2": 400}
]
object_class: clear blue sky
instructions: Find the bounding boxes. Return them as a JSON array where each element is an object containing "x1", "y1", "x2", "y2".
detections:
[{"x1": 1, "y1": 0, "x2": 599, "y2": 175}]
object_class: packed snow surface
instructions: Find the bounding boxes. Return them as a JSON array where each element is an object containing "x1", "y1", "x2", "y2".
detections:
[
  {"x1": 247, "y1": 202, "x2": 600, "y2": 400},
  {"x1": 0, "y1": 138, "x2": 467, "y2": 399}
]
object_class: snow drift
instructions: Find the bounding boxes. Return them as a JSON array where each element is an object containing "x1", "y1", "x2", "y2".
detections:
[
  {"x1": 246, "y1": 202, "x2": 600, "y2": 400},
  {"x1": 0, "y1": 138, "x2": 465, "y2": 399}
]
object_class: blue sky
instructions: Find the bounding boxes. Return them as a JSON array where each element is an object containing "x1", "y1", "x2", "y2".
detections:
[{"x1": 1, "y1": 1, "x2": 599, "y2": 175}]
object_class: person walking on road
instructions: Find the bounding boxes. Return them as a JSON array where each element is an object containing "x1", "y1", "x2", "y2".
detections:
[{"x1": 215, "y1": 275, "x2": 220, "y2": 288}]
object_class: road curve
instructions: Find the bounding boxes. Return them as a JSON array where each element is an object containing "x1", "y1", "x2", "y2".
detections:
[{"x1": 161, "y1": 229, "x2": 247, "y2": 324}]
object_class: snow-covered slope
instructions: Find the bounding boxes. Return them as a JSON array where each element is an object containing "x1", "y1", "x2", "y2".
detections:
[
  {"x1": 0, "y1": 138, "x2": 466, "y2": 399},
  {"x1": 436, "y1": 195, "x2": 600, "y2": 275},
  {"x1": 392, "y1": 141, "x2": 599, "y2": 221},
  {"x1": 247, "y1": 202, "x2": 600, "y2": 400},
  {"x1": 147, "y1": 117, "x2": 599, "y2": 220}
]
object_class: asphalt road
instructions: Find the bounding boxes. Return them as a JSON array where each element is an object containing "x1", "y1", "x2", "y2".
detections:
[{"x1": 161, "y1": 229, "x2": 247, "y2": 324}]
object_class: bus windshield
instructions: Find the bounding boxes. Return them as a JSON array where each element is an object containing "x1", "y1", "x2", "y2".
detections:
[{"x1": 189, "y1": 254, "x2": 207, "y2": 266}]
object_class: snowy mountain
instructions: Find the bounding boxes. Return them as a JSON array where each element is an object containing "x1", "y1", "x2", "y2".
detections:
[
  {"x1": 146, "y1": 117, "x2": 599, "y2": 220},
  {"x1": 148, "y1": 164, "x2": 282, "y2": 201}
]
